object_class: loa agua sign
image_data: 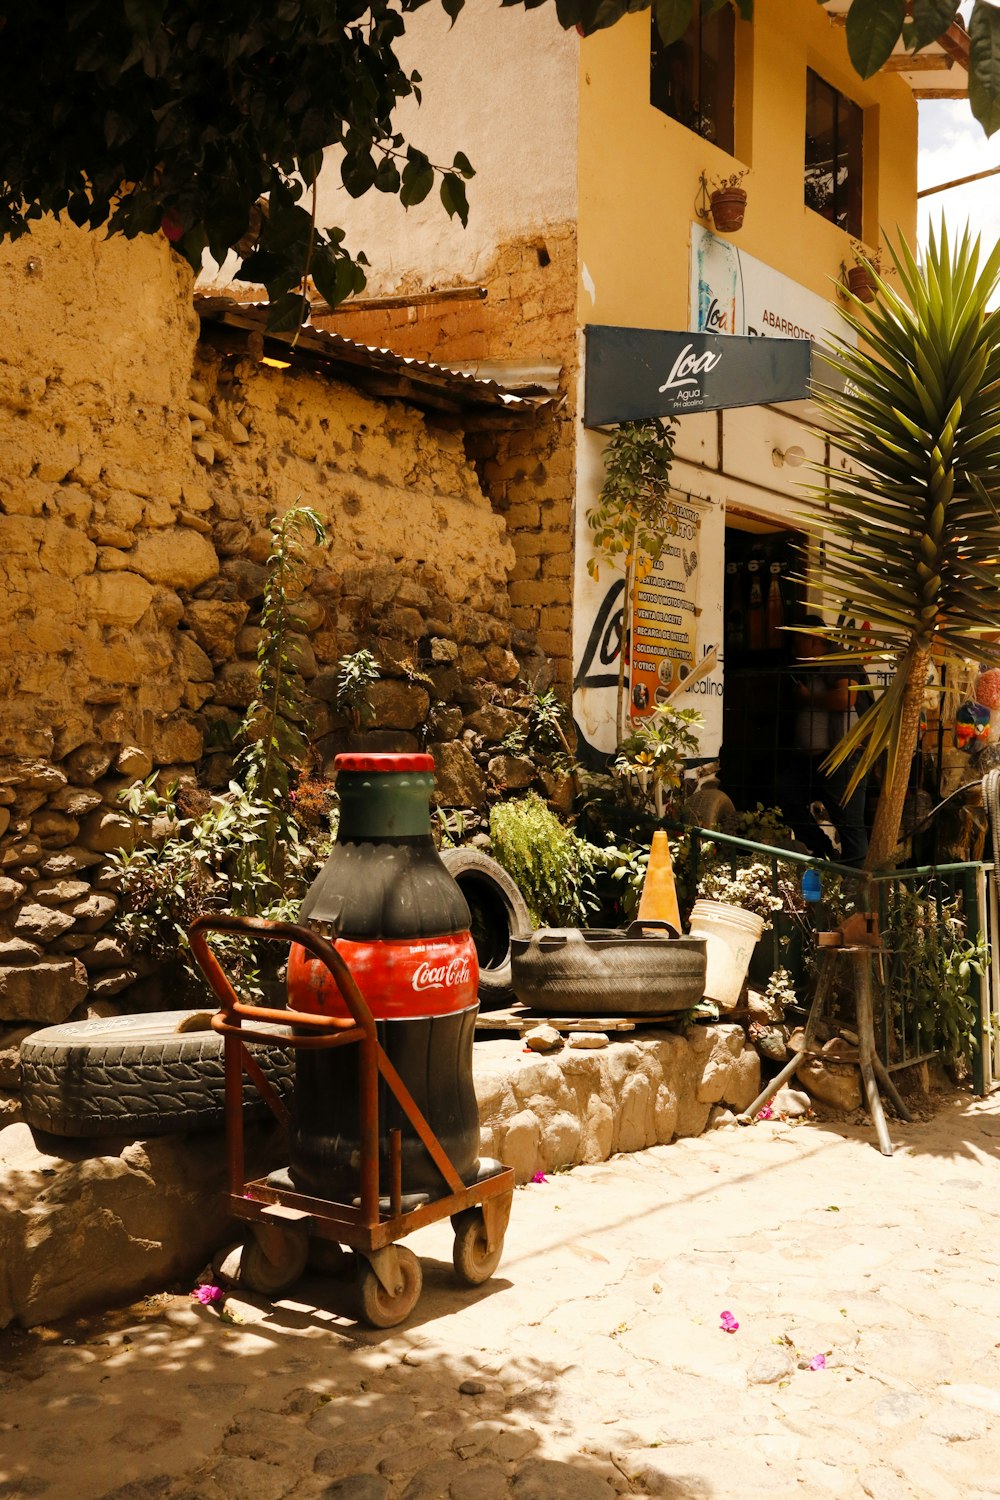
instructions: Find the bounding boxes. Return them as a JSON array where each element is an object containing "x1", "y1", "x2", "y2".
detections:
[{"x1": 583, "y1": 324, "x2": 811, "y2": 427}]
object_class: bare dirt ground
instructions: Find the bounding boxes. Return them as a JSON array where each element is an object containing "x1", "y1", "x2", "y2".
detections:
[{"x1": 3, "y1": 1089, "x2": 1000, "y2": 1500}]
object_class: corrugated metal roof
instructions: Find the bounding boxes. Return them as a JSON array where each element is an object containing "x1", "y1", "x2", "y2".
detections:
[{"x1": 195, "y1": 296, "x2": 559, "y2": 419}]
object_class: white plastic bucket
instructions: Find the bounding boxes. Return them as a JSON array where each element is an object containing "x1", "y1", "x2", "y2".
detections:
[{"x1": 687, "y1": 899, "x2": 765, "y2": 1010}]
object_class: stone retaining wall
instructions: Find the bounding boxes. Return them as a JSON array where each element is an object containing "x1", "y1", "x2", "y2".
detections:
[
  {"x1": 476, "y1": 1026, "x2": 760, "y2": 1182},
  {"x1": 0, "y1": 1025, "x2": 759, "y2": 1327}
]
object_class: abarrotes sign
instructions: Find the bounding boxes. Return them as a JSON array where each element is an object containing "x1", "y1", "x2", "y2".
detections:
[{"x1": 584, "y1": 324, "x2": 812, "y2": 427}]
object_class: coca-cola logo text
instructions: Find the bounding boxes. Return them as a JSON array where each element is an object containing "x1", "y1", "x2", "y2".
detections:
[{"x1": 412, "y1": 956, "x2": 471, "y2": 992}]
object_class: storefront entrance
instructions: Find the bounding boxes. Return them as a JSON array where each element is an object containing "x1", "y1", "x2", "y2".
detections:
[{"x1": 718, "y1": 513, "x2": 850, "y2": 853}]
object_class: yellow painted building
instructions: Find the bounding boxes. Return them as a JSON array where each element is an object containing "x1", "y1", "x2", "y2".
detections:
[
  {"x1": 577, "y1": 0, "x2": 918, "y2": 335},
  {"x1": 318, "y1": 0, "x2": 963, "y2": 808},
  {"x1": 571, "y1": 0, "x2": 927, "y2": 785}
]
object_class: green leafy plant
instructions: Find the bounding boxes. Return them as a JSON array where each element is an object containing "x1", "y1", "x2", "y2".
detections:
[
  {"x1": 763, "y1": 966, "x2": 796, "y2": 1018},
  {"x1": 513, "y1": 689, "x2": 581, "y2": 801},
  {"x1": 587, "y1": 418, "x2": 679, "y2": 740},
  {"x1": 613, "y1": 706, "x2": 702, "y2": 819},
  {"x1": 604, "y1": 840, "x2": 650, "y2": 922},
  {"x1": 734, "y1": 804, "x2": 797, "y2": 848},
  {"x1": 490, "y1": 793, "x2": 601, "y2": 928},
  {"x1": 882, "y1": 885, "x2": 987, "y2": 1065},
  {"x1": 433, "y1": 807, "x2": 467, "y2": 849},
  {"x1": 238, "y1": 504, "x2": 326, "y2": 883},
  {"x1": 111, "y1": 774, "x2": 322, "y2": 997},
  {"x1": 110, "y1": 503, "x2": 330, "y2": 994},
  {"x1": 696, "y1": 861, "x2": 784, "y2": 929},
  {"x1": 527, "y1": 689, "x2": 573, "y2": 759},
  {"x1": 500, "y1": 727, "x2": 528, "y2": 756},
  {"x1": 335, "y1": 649, "x2": 381, "y2": 731}
]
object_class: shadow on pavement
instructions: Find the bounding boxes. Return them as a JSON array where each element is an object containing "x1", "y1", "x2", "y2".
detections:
[{"x1": 0, "y1": 1263, "x2": 716, "y2": 1500}]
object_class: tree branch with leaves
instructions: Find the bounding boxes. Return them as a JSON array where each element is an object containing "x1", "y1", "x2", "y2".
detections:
[
  {"x1": 1, "y1": 0, "x2": 997, "y2": 337},
  {"x1": 0, "y1": 1, "x2": 475, "y2": 331}
]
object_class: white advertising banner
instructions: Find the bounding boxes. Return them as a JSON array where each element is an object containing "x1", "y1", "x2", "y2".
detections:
[
  {"x1": 690, "y1": 224, "x2": 856, "y2": 348},
  {"x1": 572, "y1": 239, "x2": 852, "y2": 767}
]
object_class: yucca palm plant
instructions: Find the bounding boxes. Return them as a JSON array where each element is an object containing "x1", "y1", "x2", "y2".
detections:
[{"x1": 807, "y1": 222, "x2": 1000, "y2": 871}]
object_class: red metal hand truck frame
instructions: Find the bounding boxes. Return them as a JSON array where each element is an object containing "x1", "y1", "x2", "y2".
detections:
[{"x1": 189, "y1": 913, "x2": 514, "y2": 1325}]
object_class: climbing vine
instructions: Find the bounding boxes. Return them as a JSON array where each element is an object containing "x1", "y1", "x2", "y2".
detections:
[{"x1": 587, "y1": 418, "x2": 679, "y2": 741}]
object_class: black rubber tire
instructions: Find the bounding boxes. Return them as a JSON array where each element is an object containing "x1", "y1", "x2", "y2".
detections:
[
  {"x1": 684, "y1": 786, "x2": 738, "y2": 834},
  {"x1": 440, "y1": 847, "x2": 532, "y2": 1010},
  {"x1": 19, "y1": 1009, "x2": 294, "y2": 1139},
  {"x1": 510, "y1": 928, "x2": 707, "y2": 1015}
]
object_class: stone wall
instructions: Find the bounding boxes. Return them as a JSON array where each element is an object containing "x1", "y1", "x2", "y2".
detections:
[
  {"x1": 315, "y1": 227, "x2": 579, "y2": 695},
  {"x1": 476, "y1": 1027, "x2": 760, "y2": 1183},
  {"x1": 0, "y1": 219, "x2": 564, "y2": 1037}
]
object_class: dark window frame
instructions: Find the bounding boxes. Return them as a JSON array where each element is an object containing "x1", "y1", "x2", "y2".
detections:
[
  {"x1": 650, "y1": 7, "x2": 736, "y2": 157},
  {"x1": 804, "y1": 69, "x2": 864, "y2": 238}
]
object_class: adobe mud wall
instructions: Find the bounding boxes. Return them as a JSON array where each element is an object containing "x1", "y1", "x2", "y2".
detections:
[
  {"x1": 314, "y1": 226, "x2": 579, "y2": 696},
  {"x1": 0, "y1": 220, "x2": 558, "y2": 1043}
]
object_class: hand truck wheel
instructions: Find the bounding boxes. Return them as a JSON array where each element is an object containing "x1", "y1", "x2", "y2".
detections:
[
  {"x1": 308, "y1": 1238, "x2": 349, "y2": 1277},
  {"x1": 452, "y1": 1207, "x2": 504, "y2": 1286},
  {"x1": 241, "y1": 1224, "x2": 309, "y2": 1296},
  {"x1": 356, "y1": 1245, "x2": 423, "y2": 1328}
]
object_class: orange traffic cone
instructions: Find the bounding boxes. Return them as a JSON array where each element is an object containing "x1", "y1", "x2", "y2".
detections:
[{"x1": 637, "y1": 829, "x2": 681, "y2": 933}]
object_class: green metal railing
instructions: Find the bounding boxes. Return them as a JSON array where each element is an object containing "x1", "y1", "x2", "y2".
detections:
[{"x1": 682, "y1": 825, "x2": 995, "y2": 1095}]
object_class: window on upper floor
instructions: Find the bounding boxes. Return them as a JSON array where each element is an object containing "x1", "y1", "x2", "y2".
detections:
[
  {"x1": 805, "y1": 69, "x2": 864, "y2": 238},
  {"x1": 650, "y1": 6, "x2": 735, "y2": 156}
]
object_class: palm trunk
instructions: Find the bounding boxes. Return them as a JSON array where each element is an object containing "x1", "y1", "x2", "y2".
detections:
[{"x1": 864, "y1": 646, "x2": 930, "y2": 872}]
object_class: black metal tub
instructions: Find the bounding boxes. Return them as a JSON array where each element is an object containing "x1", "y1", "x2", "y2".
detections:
[{"x1": 510, "y1": 921, "x2": 707, "y2": 1016}]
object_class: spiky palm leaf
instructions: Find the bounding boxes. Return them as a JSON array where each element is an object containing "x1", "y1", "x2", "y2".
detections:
[{"x1": 805, "y1": 222, "x2": 1000, "y2": 848}]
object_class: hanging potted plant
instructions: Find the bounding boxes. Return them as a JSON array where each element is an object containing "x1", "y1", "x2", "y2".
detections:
[
  {"x1": 845, "y1": 240, "x2": 887, "y2": 305},
  {"x1": 709, "y1": 170, "x2": 749, "y2": 233}
]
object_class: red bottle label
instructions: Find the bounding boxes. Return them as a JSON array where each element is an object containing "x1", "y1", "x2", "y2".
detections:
[{"x1": 287, "y1": 932, "x2": 479, "y2": 1020}]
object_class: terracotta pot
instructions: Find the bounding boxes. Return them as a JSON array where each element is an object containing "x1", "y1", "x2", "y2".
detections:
[
  {"x1": 847, "y1": 265, "x2": 876, "y2": 304},
  {"x1": 710, "y1": 188, "x2": 747, "y2": 233}
]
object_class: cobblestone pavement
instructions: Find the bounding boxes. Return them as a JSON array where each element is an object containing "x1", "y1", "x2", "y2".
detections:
[{"x1": 4, "y1": 1092, "x2": 1000, "y2": 1500}]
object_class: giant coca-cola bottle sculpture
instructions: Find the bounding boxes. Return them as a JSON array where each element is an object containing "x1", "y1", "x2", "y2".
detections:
[{"x1": 286, "y1": 753, "x2": 481, "y2": 1199}]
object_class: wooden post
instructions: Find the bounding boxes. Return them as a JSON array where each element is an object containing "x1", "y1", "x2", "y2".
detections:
[
  {"x1": 853, "y1": 948, "x2": 894, "y2": 1156},
  {"x1": 737, "y1": 948, "x2": 835, "y2": 1122}
]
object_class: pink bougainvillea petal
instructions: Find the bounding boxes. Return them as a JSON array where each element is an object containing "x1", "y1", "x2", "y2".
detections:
[
  {"x1": 809, "y1": 1353, "x2": 826, "y2": 1370},
  {"x1": 191, "y1": 1284, "x2": 225, "y2": 1306},
  {"x1": 757, "y1": 1103, "x2": 774, "y2": 1121},
  {"x1": 720, "y1": 1310, "x2": 739, "y2": 1333},
  {"x1": 531, "y1": 1171, "x2": 547, "y2": 1184}
]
